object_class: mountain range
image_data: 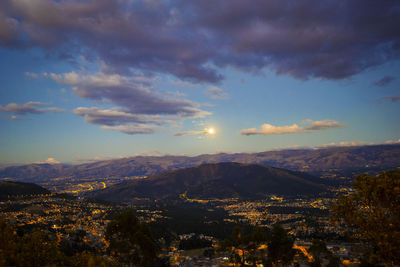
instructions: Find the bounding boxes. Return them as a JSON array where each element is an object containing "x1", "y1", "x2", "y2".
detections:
[
  {"x1": 1, "y1": 144, "x2": 399, "y2": 183},
  {"x1": 89, "y1": 162, "x2": 327, "y2": 202}
]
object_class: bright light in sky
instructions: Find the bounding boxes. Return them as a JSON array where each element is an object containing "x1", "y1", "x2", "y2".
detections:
[{"x1": 208, "y1": 128, "x2": 215, "y2": 135}]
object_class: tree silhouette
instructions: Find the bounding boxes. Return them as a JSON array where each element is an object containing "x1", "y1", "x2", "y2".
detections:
[
  {"x1": 0, "y1": 218, "x2": 113, "y2": 266},
  {"x1": 105, "y1": 209, "x2": 158, "y2": 266},
  {"x1": 247, "y1": 227, "x2": 268, "y2": 266},
  {"x1": 266, "y1": 224, "x2": 295, "y2": 266},
  {"x1": 0, "y1": 218, "x2": 18, "y2": 266},
  {"x1": 308, "y1": 239, "x2": 340, "y2": 267},
  {"x1": 231, "y1": 226, "x2": 246, "y2": 265},
  {"x1": 331, "y1": 170, "x2": 400, "y2": 266}
]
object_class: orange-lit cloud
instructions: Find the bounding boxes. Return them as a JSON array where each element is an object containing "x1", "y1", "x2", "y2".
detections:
[
  {"x1": 35, "y1": 157, "x2": 61, "y2": 164},
  {"x1": 241, "y1": 120, "x2": 346, "y2": 136}
]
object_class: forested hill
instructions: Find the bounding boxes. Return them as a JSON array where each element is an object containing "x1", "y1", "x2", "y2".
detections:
[
  {"x1": 0, "y1": 181, "x2": 50, "y2": 200},
  {"x1": 90, "y1": 162, "x2": 327, "y2": 202}
]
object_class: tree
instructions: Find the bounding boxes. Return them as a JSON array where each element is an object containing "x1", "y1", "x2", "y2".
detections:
[
  {"x1": 231, "y1": 226, "x2": 246, "y2": 265},
  {"x1": 308, "y1": 239, "x2": 339, "y2": 267},
  {"x1": 178, "y1": 236, "x2": 211, "y2": 250},
  {"x1": 0, "y1": 218, "x2": 68, "y2": 266},
  {"x1": 0, "y1": 218, "x2": 113, "y2": 266},
  {"x1": 0, "y1": 218, "x2": 18, "y2": 266},
  {"x1": 105, "y1": 209, "x2": 158, "y2": 266},
  {"x1": 266, "y1": 224, "x2": 295, "y2": 266},
  {"x1": 232, "y1": 225, "x2": 244, "y2": 247},
  {"x1": 251, "y1": 227, "x2": 267, "y2": 244},
  {"x1": 247, "y1": 227, "x2": 268, "y2": 266},
  {"x1": 331, "y1": 170, "x2": 400, "y2": 266}
]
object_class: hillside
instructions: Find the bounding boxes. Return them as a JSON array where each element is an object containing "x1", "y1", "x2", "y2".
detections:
[
  {"x1": 1, "y1": 144, "x2": 399, "y2": 183},
  {"x1": 0, "y1": 181, "x2": 50, "y2": 200},
  {"x1": 90, "y1": 163, "x2": 327, "y2": 202}
]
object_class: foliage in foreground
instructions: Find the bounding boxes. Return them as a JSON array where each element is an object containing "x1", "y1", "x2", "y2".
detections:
[
  {"x1": 105, "y1": 209, "x2": 159, "y2": 267},
  {"x1": 219, "y1": 224, "x2": 298, "y2": 266},
  {"x1": 331, "y1": 169, "x2": 400, "y2": 266},
  {"x1": 0, "y1": 218, "x2": 113, "y2": 267}
]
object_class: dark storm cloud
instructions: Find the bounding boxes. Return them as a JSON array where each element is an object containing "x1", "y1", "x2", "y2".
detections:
[
  {"x1": 0, "y1": 0, "x2": 221, "y2": 83},
  {"x1": 373, "y1": 76, "x2": 396, "y2": 87},
  {"x1": 0, "y1": 101, "x2": 64, "y2": 115},
  {"x1": 0, "y1": 0, "x2": 399, "y2": 82},
  {"x1": 190, "y1": 0, "x2": 400, "y2": 79},
  {"x1": 0, "y1": 10, "x2": 19, "y2": 45}
]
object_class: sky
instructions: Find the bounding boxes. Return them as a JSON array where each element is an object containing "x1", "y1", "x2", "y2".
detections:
[{"x1": 0, "y1": 0, "x2": 400, "y2": 165}]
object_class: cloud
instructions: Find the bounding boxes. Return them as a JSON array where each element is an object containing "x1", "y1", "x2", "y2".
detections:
[
  {"x1": 0, "y1": 102, "x2": 44, "y2": 114},
  {"x1": 35, "y1": 157, "x2": 61, "y2": 164},
  {"x1": 316, "y1": 139, "x2": 400, "y2": 148},
  {"x1": 303, "y1": 119, "x2": 346, "y2": 131},
  {"x1": 205, "y1": 86, "x2": 229, "y2": 99},
  {"x1": 241, "y1": 123, "x2": 303, "y2": 135},
  {"x1": 373, "y1": 76, "x2": 395, "y2": 87},
  {"x1": 169, "y1": 79, "x2": 199, "y2": 88},
  {"x1": 0, "y1": 101, "x2": 65, "y2": 115},
  {"x1": 0, "y1": 7, "x2": 19, "y2": 46},
  {"x1": 0, "y1": 0, "x2": 222, "y2": 83},
  {"x1": 50, "y1": 72, "x2": 209, "y2": 117},
  {"x1": 0, "y1": 0, "x2": 399, "y2": 82},
  {"x1": 45, "y1": 107, "x2": 65, "y2": 113},
  {"x1": 101, "y1": 124, "x2": 156, "y2": 135},
  {"x1": 74, "y1": 155, "x2": 119, "y2": 163},
  {"x1": 241, "y1": 119, "x2": 346, "y2": 135},
  {"x1": 1, "y1": 115, "x2": 22, "y2": 120},
  {"x1": 73, "y1": 107, "x2": 166, "y2": 126},
  {"x1": 45, "y1": 71, "x2": 81, "y2": 85},
  {"x1": 136, "y1": 149, "x2": 163, "y2": 156},
  {"x1": 384, "y1": 139, "x2": 400, "y2": 145},
  {"x1": 381, "y1": 94, "x2": 400, "y2": 102},
  {"x1": 202, "y1": 103, "x2": 215, "y2": 107},
  {"x1": 46, "y1": 71, "x2": 211, "y2": 135},
  {"x1": 174, "y1": 130, "x2": 207, "y2": 136},
  {"x1": 25, "y1": 72, "x2": 39, "y2": 79},
  {"x1": 281, "y1": 139, "x2": 400, "y2": 150},
  {"x1": 316, "y1": 141, "x2": 373, "y2": 148},
  {"x1": 174, "y1": 128, "x2": 215, "y2": 136}
]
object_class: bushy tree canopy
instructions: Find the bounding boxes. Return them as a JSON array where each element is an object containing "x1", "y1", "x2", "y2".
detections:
[
  {"x1": 0, "y1": 219, "x2": 111, "y2": 267},
  {"x1": 105, "y1": 209, "x2": 158, "y2": 267},
  {"x1": 331, "y1": 170, "x2": 400, "y2": 266},
  {"x1": 266, "y1": 224, "x2": 295, "y2": 266}
]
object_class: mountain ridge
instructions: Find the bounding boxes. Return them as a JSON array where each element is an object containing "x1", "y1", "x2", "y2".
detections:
[
  {"x1": 1, "y1": 144, "x2": 399, "y2": 183},
  {"x1": 0, "y1": 181, "x2": 50, "y2": 200}
]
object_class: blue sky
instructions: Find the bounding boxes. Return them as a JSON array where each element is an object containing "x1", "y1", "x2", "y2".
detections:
[{"x1": 0, "y1": 0, "x2": 399, "y2": 165}]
